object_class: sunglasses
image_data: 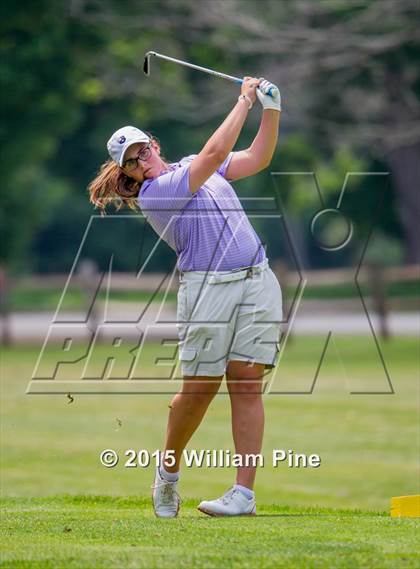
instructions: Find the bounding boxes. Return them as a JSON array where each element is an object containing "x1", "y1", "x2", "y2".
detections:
[{"x1": 123, "y1": 142, "x2": 152, "y2": 172}]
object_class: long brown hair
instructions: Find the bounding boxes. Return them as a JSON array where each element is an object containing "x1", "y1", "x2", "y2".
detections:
[{"x1": 87, "y1": 132, "x2": 163, "y2": 214}]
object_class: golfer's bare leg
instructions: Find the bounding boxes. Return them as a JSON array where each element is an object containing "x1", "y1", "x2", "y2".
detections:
[
  {"x1": 226, "y1": 361, "x2": 266, "y2": 490},
  {"x1": 163, "y1": 375, "x2": 223, "y2": 472}
]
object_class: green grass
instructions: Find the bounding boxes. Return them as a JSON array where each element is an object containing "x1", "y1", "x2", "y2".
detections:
[
  {"x1": 9, "y1": 278, "x2": 419, "y2": 310},
  {"x1": 303, "y1": 279, "x2": 420, "y2": 300},
  {"x1": 1, "y1": 337, "x2": 419, "y2": 567},
  {"x1": 1, "y1": 496, "x2": 418, "y2": 568},
  {"x1": 9, "y1": 288, "x2": 178, "y2": 312}
]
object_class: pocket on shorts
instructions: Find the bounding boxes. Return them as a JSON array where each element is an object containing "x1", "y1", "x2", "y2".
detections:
[
  {"x1": 179, "y1": 281, "x2": 203, "y2": 320},
  {"x1": 177, "y1": 283, "x2": 188, "y2": 321},
  {"x1": 268, "y1": 269, "x2": 283, "y2": 320},
  {"x1": 179, "y1": 347, "x2": 197, "y2": 362},
  {"x1": 265, "y1": 341, "x2": 281, "y2": 370}
]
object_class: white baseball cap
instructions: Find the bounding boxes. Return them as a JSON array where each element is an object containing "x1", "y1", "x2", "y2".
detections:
[{"x1": 107, "y1": 126, "x2": 150, "y2": 166}]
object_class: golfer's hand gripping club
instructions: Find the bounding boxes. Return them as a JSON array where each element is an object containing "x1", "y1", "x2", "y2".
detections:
[
  {"x1": 237, "y1": 77, "x2": 278, "y2": 100},
  {"x1": 256, "y1": 78, "x2": 281, "y2": 112},
  {"x1": 240, "y1": 77, "x2": 281, "y2": 111}
]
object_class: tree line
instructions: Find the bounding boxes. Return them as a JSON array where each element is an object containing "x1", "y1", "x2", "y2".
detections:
[{"x1": 1, "y1": 0, "x2": 419, "y2": 276}]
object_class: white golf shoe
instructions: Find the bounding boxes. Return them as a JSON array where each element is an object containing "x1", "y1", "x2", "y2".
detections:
[
  {"x1": 151, "y1": 467, "x2": 181, "y2": 518},
  {"x1": 198, "y1": 487, "x2": 256, "y2": 517}
]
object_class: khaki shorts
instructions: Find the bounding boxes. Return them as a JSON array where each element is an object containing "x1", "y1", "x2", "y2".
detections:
[{"x1": 177, "y1": 259, "x2": 283, "y2": 377}]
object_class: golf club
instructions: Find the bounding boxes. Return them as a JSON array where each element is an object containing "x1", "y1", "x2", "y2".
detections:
[{"x1": 143, "y1": 51, "x2": 278, "y2": 98}]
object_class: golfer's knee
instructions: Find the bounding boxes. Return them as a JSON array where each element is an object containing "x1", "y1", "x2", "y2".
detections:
[
  {"x1": 179, "y1": 377, "x2": 222, "y2": 409},
  {"x1": 176, "y1": 392, "x2": 213, "y2": 414},
  {"x1": 227, "y1": 378, "x2": 264, "y2": 400}
]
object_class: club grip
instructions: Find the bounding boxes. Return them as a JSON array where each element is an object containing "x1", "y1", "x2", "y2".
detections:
[
  {"x1": 237, "y1": 79, "x2": 277, "y2": 99},
  {"x1": 265, "y1": 86, "x2": 278, "y2": 98}
]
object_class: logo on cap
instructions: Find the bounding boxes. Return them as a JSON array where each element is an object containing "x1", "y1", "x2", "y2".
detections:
[{"x1": 118, "y1": 136, "x2": 126, "y2": 144}]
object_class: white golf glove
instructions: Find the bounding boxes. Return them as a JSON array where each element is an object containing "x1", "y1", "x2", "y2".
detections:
[{"x1": 256, "y1": 78, "x2": 281, "y2": 112}]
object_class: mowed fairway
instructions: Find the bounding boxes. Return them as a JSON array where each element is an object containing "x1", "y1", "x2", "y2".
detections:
[
  {"x1": 1, "y1": 497, "x2": 418, "y2": 568},
  {"x1": 1, "y1": 337, "x2": 419, "y2": 568}
]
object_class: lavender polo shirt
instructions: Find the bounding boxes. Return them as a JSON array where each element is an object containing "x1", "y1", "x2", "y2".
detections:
[{"x1": 138, "y1": 153, "x2": 266, "y2": 272}]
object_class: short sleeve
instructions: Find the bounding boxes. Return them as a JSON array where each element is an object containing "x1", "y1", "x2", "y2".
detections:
[
  {"x1": 139, "y1": 164, "x2": 193, "y2": 214},
  {"x1": 217, "y1": 152, "x2": 234, "y2": 179},
  {"x1": 181, "y1": 152, "x2": 234, "y2": 179}
]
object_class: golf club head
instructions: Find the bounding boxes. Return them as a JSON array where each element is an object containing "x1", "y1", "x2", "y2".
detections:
[{"x1": 143, "y1": 51, "x2": 156, "y2": 76}]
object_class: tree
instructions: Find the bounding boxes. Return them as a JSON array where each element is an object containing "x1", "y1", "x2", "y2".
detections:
[
  {"x1": 0, "y1": 0, "x2": 104, "y2": 271},
  {"x1": 226, "y1": 0, "x2": 420, "y2": 262}
]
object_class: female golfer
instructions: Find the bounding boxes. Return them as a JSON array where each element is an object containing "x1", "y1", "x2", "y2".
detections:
[{"x1": 88, "y1": 77, "x2": 282, "y2": 517}]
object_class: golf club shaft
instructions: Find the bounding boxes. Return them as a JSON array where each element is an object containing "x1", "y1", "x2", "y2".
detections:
[{"x1": 145, "y1": 51, "x2": 277, "y2": 98}]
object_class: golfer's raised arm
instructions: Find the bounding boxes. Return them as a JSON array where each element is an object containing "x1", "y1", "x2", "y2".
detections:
[
  {"x1": 225, "y1": 78, "x2": 281, "y2": 182},
  {"x1": 189, "y1": 77, "x2": 259, "y2": 194}
]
